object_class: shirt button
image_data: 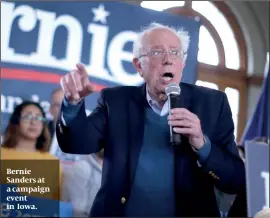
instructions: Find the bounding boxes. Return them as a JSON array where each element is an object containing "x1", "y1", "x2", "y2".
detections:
[{"x1": 121, "y1": 197, "x2": 126, "y2": 204}]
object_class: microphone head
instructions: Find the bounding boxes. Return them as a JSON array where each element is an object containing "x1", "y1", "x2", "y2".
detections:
[{"x1": 165, "y1": 83, "x2": 181, "y2": 96}]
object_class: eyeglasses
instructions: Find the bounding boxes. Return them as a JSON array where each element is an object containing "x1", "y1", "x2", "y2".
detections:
[
  {"x1": 139, "y1": 49, "x2": 187, "y2": 60},
  {"x1": 20, "y1": 115, "x2": 47, "y2": 123}
]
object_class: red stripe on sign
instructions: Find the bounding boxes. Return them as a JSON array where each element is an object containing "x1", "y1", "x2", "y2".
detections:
[{"x1": 1, "y1": 68, "x2": 106, "y2": 92}]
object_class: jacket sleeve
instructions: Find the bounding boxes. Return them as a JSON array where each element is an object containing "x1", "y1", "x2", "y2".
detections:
[
  {"x1": 200, "y1": 93, "x2": 246, "y2": 194},
  {"x1": 56, "y1": 90, "x2": 107, "y2": 154}
]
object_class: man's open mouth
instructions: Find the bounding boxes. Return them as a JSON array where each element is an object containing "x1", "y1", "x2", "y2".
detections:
[{"x1": 162, "y1": 72, "x2": 174, "y2": 81}]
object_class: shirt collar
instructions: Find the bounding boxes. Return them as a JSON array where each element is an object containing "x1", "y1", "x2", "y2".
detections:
[
  {"x1": 145, "y1": 85, "x2": 169, "y2": 116},
  {"x1": 146, "y1": 85, "x2": 160, "y2": 108}
]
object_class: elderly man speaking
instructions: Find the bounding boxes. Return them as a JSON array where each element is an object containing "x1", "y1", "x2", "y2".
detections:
[{"x1": 56, "y1": 23, "x2": 245, "y2": 217}]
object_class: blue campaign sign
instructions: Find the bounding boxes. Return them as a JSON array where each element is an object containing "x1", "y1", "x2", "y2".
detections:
[
  {"x1": 1, "y1": 1, "x2": 200, "y2": 131},
  {"x1": 1, "y1": 184, "x2": 73, "y2": 217},
  {"x1": 245, "y1": 141, "x2": 269, "y2": 217}
]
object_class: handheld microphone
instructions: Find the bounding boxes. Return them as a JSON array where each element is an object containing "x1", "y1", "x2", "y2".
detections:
[{"x1": 165, "y1": 83, "x2": 181, "y2": 145}]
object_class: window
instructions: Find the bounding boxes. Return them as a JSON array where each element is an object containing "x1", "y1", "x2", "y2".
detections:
[
  {"x1": 194, "y1": 81, "x2": 240, "y2": 138},
  {"x1": 225, "y1": 87, "x2": 240, "y2": 137},
  {"x1": 140, "y1": 1, "x2": 248, "y2": 141},
  {"x1": 140, "y1": 1, "x2": 240, "y2": 69},
  {"x1": 198, "y1": 26, "x2": 219, "y2": 65},
  {"x1": 196, "y1": 80, "x2": 218, "y2": 90},
  {"x1": 192, "y1": 1, "x2": 240, "y2": 69}
]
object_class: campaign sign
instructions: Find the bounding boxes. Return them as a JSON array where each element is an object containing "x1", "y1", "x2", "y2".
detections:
[
  {"x1": 1, "y1": 1, "x2": 200, "y2": 132},
  {"x1": 245, "y1": 141, "x2": 269, "y2": 217}
]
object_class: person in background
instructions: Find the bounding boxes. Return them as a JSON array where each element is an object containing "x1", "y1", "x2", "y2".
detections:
[
  {"x1": 48, "y1": 87, "x2": 65, "y2": 140},
  {"x1": 1, "y1": 101, "x2": 51, "y2": 154},
  {"x1": 1, "y1": 101, "x2": 62, "y2": 200},
  {"x1": 62, "y1": 149, "x2": 103, "y2": 217}
]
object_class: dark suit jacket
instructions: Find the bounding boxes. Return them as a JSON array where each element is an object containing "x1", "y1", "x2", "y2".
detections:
[
  {"x1": 56, "y1": 82, "x2": 246, "y2": 217},
  {"x1": 227, "y1": 187, "x2": 247, "y2": 217}
]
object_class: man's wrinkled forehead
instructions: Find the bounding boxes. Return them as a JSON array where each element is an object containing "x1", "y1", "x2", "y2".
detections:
[{"x1": 142, "y1": 28, "x2": 181, "y2": 50}]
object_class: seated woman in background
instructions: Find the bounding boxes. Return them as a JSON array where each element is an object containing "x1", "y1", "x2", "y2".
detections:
[{"x1": 1, "y1": 101, "x2": 62, "y2": 201}]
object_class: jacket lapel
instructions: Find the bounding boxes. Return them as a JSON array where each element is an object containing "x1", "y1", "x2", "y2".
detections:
[
  {"x1": 174, "y1": 83, "x2": 198, "y2": 215},
  {"x1": 178, "y1": 82, "x2": 192, "y2": 109},
  {"x1": 128, "y1": 84, "x2": 148, "y2": 187}
]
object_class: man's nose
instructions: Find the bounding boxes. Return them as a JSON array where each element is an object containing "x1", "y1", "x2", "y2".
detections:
[{"x1": 163, "y1": 53, "x2": 173, "y2": 65}]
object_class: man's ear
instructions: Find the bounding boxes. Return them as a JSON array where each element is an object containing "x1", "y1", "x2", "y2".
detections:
[{"x1": 133, "y1": 58, "x2": 143, "y2": 77}]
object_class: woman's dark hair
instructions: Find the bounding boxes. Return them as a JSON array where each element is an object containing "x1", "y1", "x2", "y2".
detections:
[{"x1": 2, "y1": 101, "x2": 51, "y2": 152}]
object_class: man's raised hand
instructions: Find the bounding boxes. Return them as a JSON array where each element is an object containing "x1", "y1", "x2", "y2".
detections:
[{"x1": 60, "y1": 63, "x2": 94, "y2": 104}]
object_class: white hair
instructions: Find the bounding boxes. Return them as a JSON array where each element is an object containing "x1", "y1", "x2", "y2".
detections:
[{"x1": 133, "y1": 22, "x2": 190, "y2": 60}]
